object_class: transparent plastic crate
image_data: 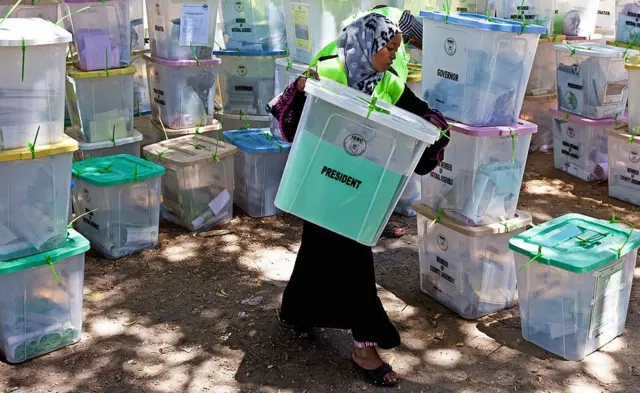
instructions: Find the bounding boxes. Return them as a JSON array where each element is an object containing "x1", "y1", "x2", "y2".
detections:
[
  {"x1": 626, "y1": 57, "x2": 640, "y2": 133},
  {"x1": 420, "y1": 120, "x2": 535, "y2": 226},
  {"x1": 394, "y1": 173, "x2": 420, "y2": 217},
  {"x1": 139, "y1": 119, "x2": 221, "y2": 150},
  {"x1": 495, "y1": 0, "x2": 555, "y2": 36},
  {"x1": 143, "y1": 135, "x2": 237, "y2": 231},
  {"x1": 407, "y1": 64, "x2": 422, "y2": 98},
  {"x1": 222, "y1": 128, "x2": 291, "y2": 218},
  {"x1": 275, "y1": 78, "x2": 441, "y2": 245},
  {"x1": 217, "y1": 113, "x2": 271, "y2": 131},
  {"x1": 275, "y1": 57, "x2": 308, "y2": 95},
  {"x1": 403, "y1": 0, "x2": 437, "y2": 15},
  {"x1": 129, "y1": 0, "x2": 145, "y2": 51},
  {"x1": 550, "y1": 108, "x2": 621, "y2": 181},
  {"x1": 282, "y1": 0, "x2": 364, "y2": 64},
  {"x1": 416, "y1": 203, "x2": 531, "y2": 319},
  {"x1": 132, "y1": 55, "x2": 151, "y2": 117},
  {"x1": 66, "y1": 66, "x2": 136, "y2": 143},
  {"x1": 69, "y1": 180, "x2": 75, "y2": 223},
  {"x1": 607, "y1": 126, "x2": 640, "y2": 206},
  {"x1": 420, "y1": 12, "x2": 543, "y2": 127},
  {"x1": 0, "y1": 229, "x2": 89, "y2": 363},
  {"x1": 596, "y1": 0, "x2": 616, "y2": 36},
  {"x1": 615, "y1": 1, "x2": 640, "y2": 44},
  {"x1": 0, "y1": 0, "x2": 60, "y2": 23},
  {"x1": 146, "y1": 0, "x2": 219, "y2": 61},
  {"x1": 554, "y1": 0, "x2": 599, "y2": 37},
  {"x1": 145, "y1": 55, "x2": 220, "y2": 130},
  {"x1": 520, "y1": 94, "x2": 557, "y2": 152},
  {"x1": 554, "y1": 43, "x2": 636, "y2": 119},
  {"x1": 73, "y1": 129, "x2": 143, "y2": 161},
  {"x1": 214, "y1": 50, "x2": 284, "y2": 116},
  {"x1": 72, "y1": 154, "x2": 165, "y2": 259},
  {"x1": 527, "y1": 37, "x2": 564, "y2": 97},
  {"x1": 220, "y1": 0, "x2": 286, "y2": 51},
  {"x1": 0, "y1": 19, "x2": 71, "y2": 150},
  {"x1": 62, "y1": 0, "x2": 131, "y2": 71},
  {"x1": 510, "y1": 213, "x2": 640, "y2": 360},
  {"x1": 0, "y1": 136, "x2": 77, "y2": 261}
]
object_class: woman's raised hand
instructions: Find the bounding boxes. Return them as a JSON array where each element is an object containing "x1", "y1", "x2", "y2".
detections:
[{"x1": 297, "y1": 69, "x2": 320, "y2": 92}]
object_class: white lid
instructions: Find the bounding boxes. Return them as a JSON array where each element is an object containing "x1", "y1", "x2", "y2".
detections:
[
  {"x1": 77, "y1": 130, "x2": 143, "y2": 151},
  {"x1": 0, "y1": 18, "x2": 72, "y2": 47},
  {"x1": 303, "y1": 78, "x2": 440, "y2": 144},
  {"x1": 554, "y1": 42, "x2": 637, "y2": 58},
  {"x1": 275, "y1": 57, "x2": 309, "y2": 75}
]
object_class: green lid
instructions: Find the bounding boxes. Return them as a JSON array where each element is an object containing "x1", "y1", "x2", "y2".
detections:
[
  {"x1": 0, "y1": 229, "x2": 90, "y2": 275},
  {"x1": 509, "y1": 214, "x2": 640, "y2": 273},
  {"x1": 72, "y1": 154, "x2": 165, "y2": 187}
]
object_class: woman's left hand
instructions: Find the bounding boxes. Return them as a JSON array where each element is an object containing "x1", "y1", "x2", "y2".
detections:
[{"x1": 297, "y1": 69, "x2": 320, "y2": 92}]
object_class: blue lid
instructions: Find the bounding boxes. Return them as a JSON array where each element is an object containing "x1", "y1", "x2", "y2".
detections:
[
  {"x1": 222, "y1": 129, "x2": 291, "y2": 153},
  {"x1": 71, "y1": 179, "x2": 75, "y2": 190},
  {"x1": 419, "y1": 11, "x2": 546, "y2": 34},
  {"x1": 213, "y1": 49, "x2": 286, "y2": 57}
]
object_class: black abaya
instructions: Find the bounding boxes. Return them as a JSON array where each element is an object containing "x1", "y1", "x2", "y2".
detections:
[{"x1": 279, "y1": 85, "x2": 449, "y2": 349}]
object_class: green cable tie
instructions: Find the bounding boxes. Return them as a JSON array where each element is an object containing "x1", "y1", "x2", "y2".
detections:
[
  {"x1": 190, "y1": 41, "x2": 200, "y2": 66},
  {"x1": 68, "y1": 208, "x2": 98, "y2": 228},
  {"x1": 0, "y1": 0, "x2": 23, "y2": 27},
  {"x1": 132, "y1": 164, "x2": 138, "y2": 180},
  {"x1": 358, "y1": 96, "x2": 390, "y2": 119},
  {"x1": 27, "y1": 125, "x2": 40, "y2": 159},
  {"x1": 519, "y1": 245, "x2": 543, "y2": 271},
  {"x1": 509, "y1": 129, "x2": 516, "y2": 164},
  {"x1": 432, "y1": 208, "x2": 444, "y2": 225},
  {"x1": 105, "y1": 46, "x2": 109, "y2": 76},
  {"x1": 21, "y1": 37, "x2": 25, "y2": 82},
  {"x1": 500, "y1": 216, "x2": 510, "y2": 233},
  {"x1": 46, "y1": 256, "x2": 61, "y2": 285},
  {"x1": 628, "y1": 126, "x2": 639, "y2": 144},
  {"x1": 442, "y1": 0, "x2": 450, "y2": 23},
  {"x1": 110, "y1": 124, "x2": 116, "y2": 146}
]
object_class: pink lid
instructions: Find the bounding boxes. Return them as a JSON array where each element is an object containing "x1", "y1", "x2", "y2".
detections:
[
  {"x1": 450, "y1": 119, "x2": 538, "y2": 137},
  {"x1": 549, "y1": 108, "x2": 627, "y2": 125},
  {"x1": 144, "y1": 55, "x2": 221, "y2": 67}
]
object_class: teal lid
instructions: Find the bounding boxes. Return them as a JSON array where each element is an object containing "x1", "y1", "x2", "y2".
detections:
[
  {"x1": 222, "y1": 129, "x2": 291, "y2": 153},
  {"x1": 509, "y1": 214, "x2": 640, "y2": 273},
  {"x1": 72, "y1": 154, "x2": 165, "y2": 187},
  {"x1": 0, "y1": 229, "x2": 90, "y2": 275}
]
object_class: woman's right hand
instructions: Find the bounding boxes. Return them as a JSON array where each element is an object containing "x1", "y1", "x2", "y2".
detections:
[{"x1": 297, "y1": 69, "x2": 320, "y2": 92}]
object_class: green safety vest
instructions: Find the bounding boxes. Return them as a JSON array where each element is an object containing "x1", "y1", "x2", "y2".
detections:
[{"x1": 309, "y1": 7, "x2": 408, "y2": 104}]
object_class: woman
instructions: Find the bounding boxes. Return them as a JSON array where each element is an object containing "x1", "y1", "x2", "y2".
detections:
[{"x1": 271, "y1": 13, "x2": 449, "y2": 387}]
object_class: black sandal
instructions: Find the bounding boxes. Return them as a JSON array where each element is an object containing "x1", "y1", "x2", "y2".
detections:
[{"x1": 353, "y1": 361, "x2": 400, "y2": 387}]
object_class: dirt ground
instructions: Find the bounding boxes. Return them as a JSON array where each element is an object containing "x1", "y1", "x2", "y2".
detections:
[{"x1": 1, "y1": 150, "x2": 640, "y2": 393}]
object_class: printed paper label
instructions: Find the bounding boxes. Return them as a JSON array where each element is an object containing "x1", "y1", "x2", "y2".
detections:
[
  {"x1": 291, "y1": 4, "x2": 311, "y2": 50},
  {"x1": 589, "y1": 260, "x2": 626, "y2": 338},
  {"x1": 180, "y1": 3, "x2": 211, "y2": 46}
]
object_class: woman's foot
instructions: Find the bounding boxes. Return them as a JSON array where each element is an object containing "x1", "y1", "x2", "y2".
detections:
[
  {"x1": 352, "y1": 346, "x2": 400, "y2": 386},
  {"x1": 381, "y1": 223, "x2": 406, "y2": 239}
]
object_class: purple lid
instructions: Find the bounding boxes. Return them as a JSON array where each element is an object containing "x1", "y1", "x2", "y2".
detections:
[
  {"x1": 450, "y1": 119, "x2": 538, "y2": 137},
  {"x1": 549, "y1": 108, "x2": 628, "y2": 125},
  {"x1": 144, "y1": 55, "x2": 221, "y2": 67}
]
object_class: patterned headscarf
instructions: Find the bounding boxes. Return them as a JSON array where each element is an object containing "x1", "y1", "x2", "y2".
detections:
[{"x1": 337, "y1": 13, "x2": 401, "y2": 95}]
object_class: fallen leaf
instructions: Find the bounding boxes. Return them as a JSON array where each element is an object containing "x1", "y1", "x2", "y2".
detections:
[
  {"x1": 122, "y1": 319, "x2": 138, "y2": 327},
  {"x1": 470, "y1": 377, "x2": 477, "y2": 384},
  {"x1": 217, "y1": 289, "x2": 228, "y2": 298},
  {"x1": 456, "y1": 342, "x2": 465, "y2": 347},
  {"x1": 198, "y1": 229, "x2": 234, "y2": 238},
  {"x1": 434, "y1": 313, "x2": 441, "y2": 320},
  {"x1": 87, "y1": 293, "x2": 100, "y2": 300},
  {"x1": 241, "y1": 296, "x2": 263, "y2": 306}
]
